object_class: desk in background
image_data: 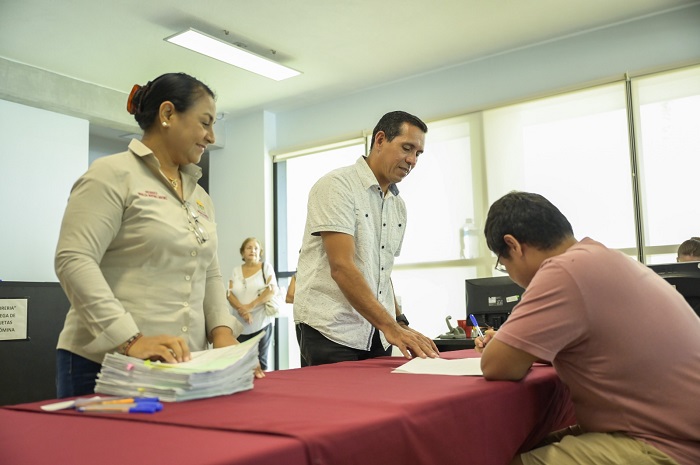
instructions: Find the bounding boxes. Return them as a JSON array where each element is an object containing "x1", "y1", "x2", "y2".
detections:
[
  {"x1": 434, "y1": 337, "x2": 475, "y2": 352},
  {"x1": 1, "y1": 350, "x2": 574, "y2": 465}
]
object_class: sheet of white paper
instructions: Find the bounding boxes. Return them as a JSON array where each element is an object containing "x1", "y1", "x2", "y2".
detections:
[{"x1": 392, "y1": 357, "x2": 483, "y2": 376}]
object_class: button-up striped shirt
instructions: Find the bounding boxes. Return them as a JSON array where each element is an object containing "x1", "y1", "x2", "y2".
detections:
[{"x1": 294, "y1": 157, "x2": 406, "y2": 350}]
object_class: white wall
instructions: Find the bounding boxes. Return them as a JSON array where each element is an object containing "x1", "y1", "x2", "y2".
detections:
[
  {"x1": 0, "y1": 99, "x2": 88, "y2": 281},
  {"x1": 89, "y1": 134, "x2": 127, "y2": 164},
  {"x1": 210, "y1": 111, "x2": 275, "y2": 284}
]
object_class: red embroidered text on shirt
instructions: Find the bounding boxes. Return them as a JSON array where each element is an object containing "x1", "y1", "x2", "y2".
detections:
[{"x1": 137, "y1": 190, "x2": 167, "y2": 200}]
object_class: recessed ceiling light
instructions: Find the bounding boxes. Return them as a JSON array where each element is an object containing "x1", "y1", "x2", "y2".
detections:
[{"x1": 165, "y1": 28, "x2": 301, "y2": 81}]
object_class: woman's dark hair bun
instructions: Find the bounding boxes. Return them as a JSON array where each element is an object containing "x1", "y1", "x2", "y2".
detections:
[
  {"x1": 126, "y1": 73, "x2": 215, "y2": 130},
  {"x1": 126, "y1": 84, "x2": 147, "y2": 115}
]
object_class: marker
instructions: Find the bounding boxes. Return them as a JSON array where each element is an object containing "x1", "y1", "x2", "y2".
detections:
[
  {"x1": 43, "y1": 396, "x2": 161, "y2": 411},
  {"x1": 96, "y1": 397, "x2": 160, "y2": 405},
  {"x1": 77, "y1": 402, "x2": 163, "y2": 414},
  {"x1": 73, "y1": 396, "x2": 160, "y2": 408},
  {"x1": 469, "y1": 314, "x2": 485, "y2": 339}
]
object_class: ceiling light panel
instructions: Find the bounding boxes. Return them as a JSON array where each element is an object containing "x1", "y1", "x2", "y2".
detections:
[{"x1": 165, "y1": 28, "x2": 300, "y2": 81}]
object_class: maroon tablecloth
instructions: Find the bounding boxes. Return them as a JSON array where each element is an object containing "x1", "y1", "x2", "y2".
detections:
[
  {"x1": 0, "y1": 408, "x2": 307, "y2": 465},
  {"x1": 1, "y1": 350, "x2": 574, "y2": 465}
]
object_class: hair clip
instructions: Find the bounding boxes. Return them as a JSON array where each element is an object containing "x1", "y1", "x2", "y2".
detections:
[{"x1": 126, "y1": 84, "x2": 141, "y2": 115}]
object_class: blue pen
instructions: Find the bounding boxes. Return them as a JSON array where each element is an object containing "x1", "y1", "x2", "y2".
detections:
[{"x1": 469, "y1": 314, "x2": 485, "y2": 339}]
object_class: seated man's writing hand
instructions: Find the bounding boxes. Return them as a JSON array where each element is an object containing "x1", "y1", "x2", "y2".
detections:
[{"x1": 474, "y1": 329, "x2": 496, "y2": 353}]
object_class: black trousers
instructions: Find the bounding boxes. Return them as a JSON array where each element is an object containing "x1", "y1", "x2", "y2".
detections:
[{"x1": 296, "y1": 323, "x2": 391, "y2": 367}]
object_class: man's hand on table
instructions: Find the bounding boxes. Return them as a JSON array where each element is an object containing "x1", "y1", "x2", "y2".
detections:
[{"x1": 385, "y1": 323, "x2": 440, "y2": 360}]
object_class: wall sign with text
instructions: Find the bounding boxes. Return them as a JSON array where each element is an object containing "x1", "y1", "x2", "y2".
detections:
[{"x1": 0, "y1": 299, "x2": 28, "y2": 340}]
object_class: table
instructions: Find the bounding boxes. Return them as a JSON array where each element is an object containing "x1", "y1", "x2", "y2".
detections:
[{"x1": 0, "y1": 350, "x2": 575, "y2": 465}]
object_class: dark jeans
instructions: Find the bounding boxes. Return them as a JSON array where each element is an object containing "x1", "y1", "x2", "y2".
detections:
[
  {"x1": 56, "y1": 349, "x2": 102, "y2": 398},
  {"x1": 238, "y1": 323, "x2": 273, "y2": 370},
  {"x1": 296, "y1": 323, "x2": 391, "y2": 366}
]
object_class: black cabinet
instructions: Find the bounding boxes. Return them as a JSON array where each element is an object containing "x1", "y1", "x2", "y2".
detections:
[{"x1": 0, "y1": 282, "x2": 70, "y2": 406}]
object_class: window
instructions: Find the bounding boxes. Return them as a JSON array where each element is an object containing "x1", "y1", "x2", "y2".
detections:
[
  {"x1": 392, "y1": 116, "x2": 479, "y2": 337},
  {"x1": 276, "y1": 142, "x2": 364, "y2": 273},
  {"x1": 273, "y1": 64, "x2": 700, "y2": 357},
  {"x1": 483, "y1": 83, "x2": 637, "y2": 251},
  {"x1": 633, "y1": 66, "x2": 700, "y2": 263},
  {"x1": 396, "y1": 116, "x2": 476, "y2": 263}
]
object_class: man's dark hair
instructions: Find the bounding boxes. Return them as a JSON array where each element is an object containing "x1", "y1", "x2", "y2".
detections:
[
  {"x1": 370, "y1": 111, "x2": 428, "y2": 150},
  {"x1": 484, "y1": 191, "x2": 574, "y2": 258},
  {"x1": 678, "y1": 237, "x2": 700, "y2": 258}
]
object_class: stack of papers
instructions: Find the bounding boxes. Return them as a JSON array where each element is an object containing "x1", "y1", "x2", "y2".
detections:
[
  {"x1": 95, "y1": 334, "x2": 261, "y2": 402},
  {"x1": 392, "y1": 357, "x2": 483, "y2": 376}
]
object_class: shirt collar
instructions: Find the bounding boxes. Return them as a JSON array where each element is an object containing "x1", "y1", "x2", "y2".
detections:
[
  {"x1": 128, "y1": 139, "x2": 202, "y2": 180},
  {"x1": 354, "y1": 156, "x2": 400, "y2": 197}
]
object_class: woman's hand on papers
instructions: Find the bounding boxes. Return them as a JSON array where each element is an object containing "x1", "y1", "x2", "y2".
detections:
[
  {"x1": 474, "y1": 329, "x2": 496, "y2": 353},
  {"x1": 129, "y1": 335, "x2": 191, "y2": 363}
]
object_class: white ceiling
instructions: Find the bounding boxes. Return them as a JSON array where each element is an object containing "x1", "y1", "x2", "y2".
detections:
[{"x1": 1, "y1": 0, "x2": 697, "y2": 120}]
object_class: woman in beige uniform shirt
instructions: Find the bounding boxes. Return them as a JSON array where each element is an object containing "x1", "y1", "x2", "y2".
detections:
[{"x1": 55, "y1": 72, "x2": 261, "y2": 398}]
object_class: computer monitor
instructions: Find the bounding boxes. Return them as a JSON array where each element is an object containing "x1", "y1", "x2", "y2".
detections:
[
  {"x1": 647, "y1": 261, "x2": 700, "y2": 317},
  {"x1": 465, "y1": 276, "x2": 525, "y2": 329}
]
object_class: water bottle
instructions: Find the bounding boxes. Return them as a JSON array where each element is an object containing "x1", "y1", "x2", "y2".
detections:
[{"x1": 460, "y1": 218, "x2": 479, "y2": 259}]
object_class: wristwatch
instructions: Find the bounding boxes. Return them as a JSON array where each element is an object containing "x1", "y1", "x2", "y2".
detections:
[{"x1": 396, "y1": 314, "x2": 409, "y2": 326}]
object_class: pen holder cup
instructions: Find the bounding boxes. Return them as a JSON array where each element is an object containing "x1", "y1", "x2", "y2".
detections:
[{"x1": 457, "y1": 320, "x2": 469, "y2": 333}]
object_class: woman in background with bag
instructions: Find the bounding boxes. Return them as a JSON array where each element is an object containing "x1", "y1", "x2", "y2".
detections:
[{"x1": 227, "y1": 237, "x2": 280, "y2": 370}]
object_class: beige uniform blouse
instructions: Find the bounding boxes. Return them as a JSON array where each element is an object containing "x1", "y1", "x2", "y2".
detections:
[{"x1": 55, "y1": 139, "x2": 241, "y2": 364}]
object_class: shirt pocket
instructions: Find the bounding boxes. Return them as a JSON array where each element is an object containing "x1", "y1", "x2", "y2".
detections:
[
  {"x1": 386, "y1": 221, "x2": 404, "y2": 256},
  {"x1": 385, "y1": 199, "x2": 405, "y2": 256},
  {"x1": 354, "y1": 206, "x2": 374, "y2": 260}
]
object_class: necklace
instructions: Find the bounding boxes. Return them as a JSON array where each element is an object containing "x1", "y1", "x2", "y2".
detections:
[{"x1": 166, "y1": 176, "x2": 178, "y2": 189}]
